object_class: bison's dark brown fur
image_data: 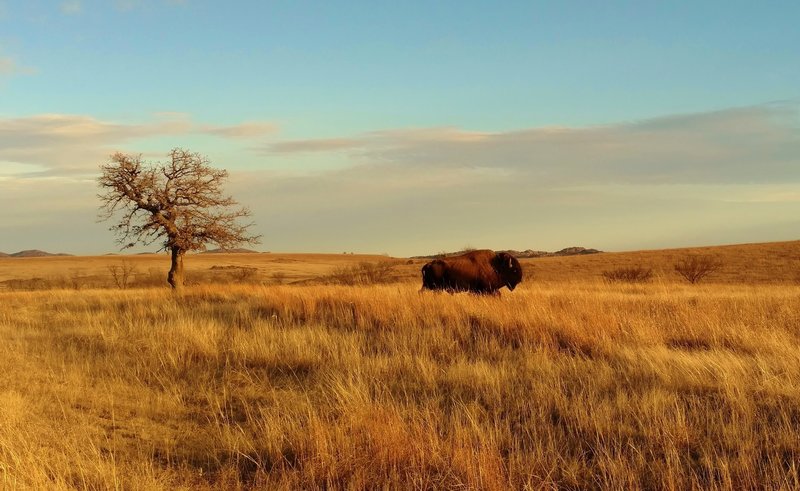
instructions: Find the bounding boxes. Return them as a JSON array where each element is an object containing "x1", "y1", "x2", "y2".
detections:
[{"x1": 421, "y1": 249, "x2": 522, "y2": 294}]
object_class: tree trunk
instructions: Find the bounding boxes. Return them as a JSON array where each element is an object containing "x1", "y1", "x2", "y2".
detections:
[{"x1": 167, "y1": 247, "x2": 185, "y2": 290}]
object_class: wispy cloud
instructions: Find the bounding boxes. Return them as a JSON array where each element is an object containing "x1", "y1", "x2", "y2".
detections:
[
  {"x1": 60, "y1": 0, "x2": 82, "y2": 14},
  {"x1": 0, "y1": 56, "x2": 16, "y2": 75},
  {"x1": 202, "y1": 121, "x2": 278, "y2": 138},
  {"x1": 268, "y1": 137, "x2": 361, "y2": 153},
  {"x1": 0, "y1": 113, "x2": 278, "y2": 176},
  {"x1": 114, "y1": 0, "x2": 188, "y2": 11},
  {"x1": 2, "y1": 104, "x2": 798, "y2": 255},
  {"x1": 0, "y1": 56, "x2": 36, "y2": 77},
  {"x1": 0, "y1": 53, "x2": 35, "y2": 78},
  {"x1": 237, "y1": 103, "x2": 800, "y2": 253},
  {"x1": 115, "y1": 0, "x2": 139, "y2": 11},
  {"x1": 263, "y1": 103, "x2": 800, "y2": 186}
]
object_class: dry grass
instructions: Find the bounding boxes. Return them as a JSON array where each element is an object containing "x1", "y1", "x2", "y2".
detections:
[
  {"x1": 0, "y1": 252, "x2": 397, "y2": 291},
  {"x1": 1, "y1": 271, "x2": 800, "y2": 488},
  {"x1": 524, "y1": 240, "x2": 800, "y2": 284},
  {"x1": 1, "y1": 241, "x2": 799, "y2": 488},
  {"x1": 3, "y1": 241, "x2": 798, "y2": 291}
]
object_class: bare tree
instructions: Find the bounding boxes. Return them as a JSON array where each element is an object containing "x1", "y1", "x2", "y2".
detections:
[
  {"x1": 674, "y1": 255, "x2": 723, "y2": 284},
  {"x1": 98, "y1": 148, "x2": 260, "y2": 290},
  {"x1": 107, "y1": 260, "x2": 138, "y2": 289}
]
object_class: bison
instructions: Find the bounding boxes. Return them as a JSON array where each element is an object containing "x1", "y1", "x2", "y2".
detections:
[{"x1": 421, "y1": 249, "x2": 522, "y2": 294}]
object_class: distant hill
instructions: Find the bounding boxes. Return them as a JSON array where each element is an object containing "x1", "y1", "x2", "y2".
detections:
[
  {"x1": 413, "y1": 247, "x2": 602, "y2": 259},
  {"x1": 505, "y1": 247, "x2": 602, "y2": 258},
  {"x1": 201, "y1": 248, "x2": 261, "y2": 254},
  {"x1": 0, "y1": 252, "x2": 8, "y2": 257},
  {"x1": 2, "y1": 250, "x2": 73, "y2": 258}
]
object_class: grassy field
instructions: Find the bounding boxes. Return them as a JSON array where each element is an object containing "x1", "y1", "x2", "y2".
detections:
[
  {"x1": 2, "y1": 241, "x2": 798, "y2": 290},
  {"x1": 0, "y1": 252, "x2": 398, "y2": 291},
  {"x1": 1, "y1": 242, "x2": 799, "y2": 489},
  {"x1": 526, "y1": 241, "x2": 800, "y2": 284}
]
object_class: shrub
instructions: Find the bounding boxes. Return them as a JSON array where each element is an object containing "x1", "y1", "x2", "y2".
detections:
[
  {"x1": 325, "y1": 261, "x2": 400, "y2": 285},
  {"x1": 674, "y1": 255, "x2": 723, "y2": 284},
  {"x1": 207, "y1": 265, "x2": 259, "y2": 283},
  {"x1": 602, "y1": 266, "x2": 653, "y2": 283},
  {"x1": 231, "y1": 267, "x2": 259, "y2": 282},
  {"x1": 108, "y1": 261, "x2": 138, "y2": 289},
  {"x1": 272, "y1": 271, "x2": 287, "y2": 285}
]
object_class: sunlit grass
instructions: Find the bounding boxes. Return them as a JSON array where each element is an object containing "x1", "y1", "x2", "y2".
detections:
[{"x1": 1, "y1": 280, "x2": 799, "y2": 489}]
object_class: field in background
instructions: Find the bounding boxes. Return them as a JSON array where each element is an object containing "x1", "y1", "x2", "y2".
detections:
[
  {"x1": 527, "y1": 240, "x2": 800, "y2": 284},
  {"x1": 0, "y1": 252, "x2": 402, "y2": 290},
  {"x1": 1, "y1": 241, "x2": 799, "y2": 489},
  {"x1": 2, "y1": 240, "x2": 799, "y2": 290}
]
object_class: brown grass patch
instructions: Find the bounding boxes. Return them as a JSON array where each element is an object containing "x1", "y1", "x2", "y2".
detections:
[{"x1": 0, "y1": 279, "x2": 799, "y2": 488}]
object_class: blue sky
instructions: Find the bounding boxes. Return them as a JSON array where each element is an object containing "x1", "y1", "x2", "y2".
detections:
[{"x1": 0, "y1": 1, "x2": 798, "y2": 255}]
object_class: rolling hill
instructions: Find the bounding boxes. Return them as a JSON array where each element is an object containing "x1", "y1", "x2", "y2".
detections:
[{"x1": 1, "y1": 250, "x2": 73, "y2": 258}]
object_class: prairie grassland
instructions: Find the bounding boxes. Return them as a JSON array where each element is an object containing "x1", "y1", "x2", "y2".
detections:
[
  {"x1": 1, "y1": 278, "x2": 800, "y2": 489},
  {"x1": 526, "y1": 240, "x2": 800, "y2": 284},
  {"x1": 2, "y1": 241, "x2": 798, "y2": 291},
  {"x1": 0, "y1": 252, "x2": 399, "y2": 291}
]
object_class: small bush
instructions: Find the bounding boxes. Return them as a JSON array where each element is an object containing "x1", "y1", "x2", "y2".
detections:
[
  {"x1": 232, "y1": 267, "x2": 259, "y2": 282},
  {"x1": 3, "y1": 277, "x2": 49, "y2": 291},
  {"x1": 206, "y1": 265, "x2": 260, "y2": 283},
  {"x1": 674, "y1": 255, "x2": 723, "y2": 284},
  {"x1": 324, "y1": 261, "x2": 400, "y2": 285},
  {"x1": 602, "y1": 266, "x2": 653, "y2": 283},
  {"x1": 108, "y1": 260, "x2": 138, "y2": 289}
]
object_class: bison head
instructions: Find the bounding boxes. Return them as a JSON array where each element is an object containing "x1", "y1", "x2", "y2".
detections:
[{"x1": 494, "y1": 252, "x2": 523, "y2": 291}]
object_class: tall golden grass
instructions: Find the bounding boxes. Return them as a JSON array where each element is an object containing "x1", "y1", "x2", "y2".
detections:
[
  {"x1": 2, "y1": 241, "x2": 798, "y2": 290},
  {"x1": 1, "y1": 275, "x2": 799, "y2": 488}
]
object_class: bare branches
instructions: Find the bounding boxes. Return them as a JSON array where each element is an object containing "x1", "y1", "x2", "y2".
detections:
[
  {"x1": 107, "y1": 260, "x2": 138, "y2": 289},
  {"x1": 97, "y1": 148, "x2": 261, "y2": 288},
  {"x1": 674, "y1": 255, "x2": 723, "y2": 284},
  {"x1": 98, "y1": 148, "x2": 260, "y2": 252}
]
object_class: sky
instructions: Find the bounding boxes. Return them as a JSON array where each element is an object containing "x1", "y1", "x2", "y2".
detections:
[{"x1": 0, "y1": 0, "x2": 798, "y2": 256}]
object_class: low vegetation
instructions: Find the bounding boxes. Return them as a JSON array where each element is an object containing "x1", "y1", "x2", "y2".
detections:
[
  {"x1": 322, "y1": 261, "x2": 402, "y2": 286},
  {"x1": 107, "y1": 260, "x2": 138, "y2": 289},
  {"x1": 674, "y1": 255, "x2": 724, "y2": 284},
  {"x1": 601, "y1": 265, "x2": 654, "y2": 283}
]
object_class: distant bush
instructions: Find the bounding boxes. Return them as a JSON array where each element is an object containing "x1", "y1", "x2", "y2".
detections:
[
  {"x1": 231, "y1": 267, "x2": 258, "y2": 282},
  {"x1": 108, "y1": 260, "x2": 138, "y2": 289},
  {"x1": 324, "y1": 261, "x2": 400, "y2": 285},
  {"x1": 2, "y1": 274, "x2": 109, "y2": 291},
  {"x1": 190, "y1": 265, "x2": 260, "y2": 285},
  {"x1": 674, "y1": 256, "x2": 723, "y2": 284},
  {"x1": 3, "y1": 277, "x2": 50, "y2": 291},
  {"x1": 602, "y1": 266, "x2": 653, "y2": 283},
  {"x1": 271, "y1": 271, "x2": 287, "y2": 285}
]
